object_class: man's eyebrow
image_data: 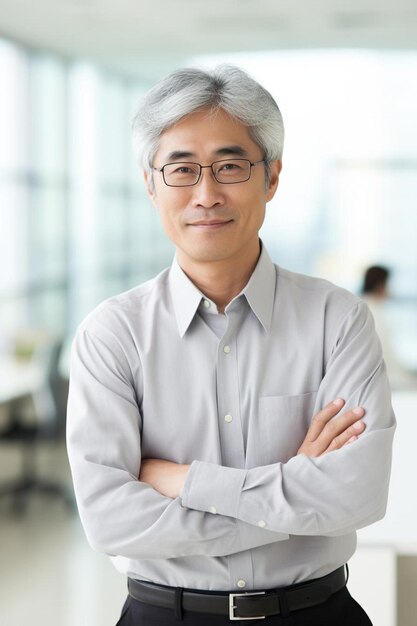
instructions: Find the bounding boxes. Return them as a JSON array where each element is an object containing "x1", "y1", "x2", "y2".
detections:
[
  {"x1": 164, "y1": 145, "x2": 248, "y2": 163},
  {"x1": 215, "y1": 145, "x2": 248, "y2": 157},
  {"x1": 165, "y1": 150, "x2": 195, "y2": 162}
]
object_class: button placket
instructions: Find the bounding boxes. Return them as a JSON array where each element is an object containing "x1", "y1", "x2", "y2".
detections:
[
  {"x1": 216, "y1": 305, "x2": 254, "y2": 592},
  {"x1": 216, "y1": 317, "x2": 244, "y2": 468}
]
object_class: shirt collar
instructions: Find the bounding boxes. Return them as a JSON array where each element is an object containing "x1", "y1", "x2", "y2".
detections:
[
  {"x1": 169, "y1": 258, "x2": 206, "y2": 338},
  {"x1": 168, "y1": 243, "x2": 277, "y2": 338},
  {"x1": 239, "y1": 244, "x2": 276, "y2": 333}
]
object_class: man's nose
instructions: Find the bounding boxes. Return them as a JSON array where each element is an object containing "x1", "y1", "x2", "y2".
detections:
[{"x1": 191, "y1": 167, "x2": 225, "y2": 208}]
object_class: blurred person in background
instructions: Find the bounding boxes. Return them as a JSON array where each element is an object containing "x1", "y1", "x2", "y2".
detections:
[
  {"x1": 67, "y1": 66, "x2": 395, "y2": 625},
  {"x1": 362, "y1": 265, "x2": 417, "y2": 390}
]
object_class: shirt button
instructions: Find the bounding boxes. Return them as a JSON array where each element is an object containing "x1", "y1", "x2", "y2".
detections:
[
  {"x1": 237, "y1": 579, "x2": 246, "y2": 589},
  {"x1": 223, "y1": 345, "x2": 231, "y2": 354},
  {"x1": 209, "y1": 506, "x2": 217, "y2": 514},
  {"x1": 203, "y1": 299, "x2": 210, "y2": 308},
  {"x1": 258, "y1": 520, "x2": 267, "y2": 528},
  {"x1": 224, "y1": 414, "x2": 233, "y2": 423}
]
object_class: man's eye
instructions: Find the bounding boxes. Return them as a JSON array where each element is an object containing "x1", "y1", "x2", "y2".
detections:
[
  {"x1": 220, "y1": 162, "x2": 240, "y2": 171},
  {"x1": 174, "y1": 166, "x2": 193, "y2": 174}
]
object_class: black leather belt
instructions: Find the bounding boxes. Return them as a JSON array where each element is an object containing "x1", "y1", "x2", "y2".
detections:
[{"x1": 128, "y1": 566, "x2": 347, "y2": 621}]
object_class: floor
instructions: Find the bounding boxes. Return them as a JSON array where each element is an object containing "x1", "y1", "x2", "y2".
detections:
[
  {"x1": 0, "y1": 497, "x2": 127, "y2": 626},
  {"x1": 0, "y1": 440, "x2": 127, "y2": 626}
]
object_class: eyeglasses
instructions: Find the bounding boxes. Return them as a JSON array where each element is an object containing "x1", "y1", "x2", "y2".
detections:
[{"x1": 152, "y1": 158, "x2": 266, "y2": 187}]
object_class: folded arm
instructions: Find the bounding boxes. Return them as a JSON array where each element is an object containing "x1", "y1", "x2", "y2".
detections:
[
  {"x1": 177, "y1": 302, "x2": 395, "y2": 536},
  {"x1": 140, "y1": 398, "x2": 367, "y2": 497},
  {"x1": 66, "y1": 326, "x2": 288, "y2": 561}
]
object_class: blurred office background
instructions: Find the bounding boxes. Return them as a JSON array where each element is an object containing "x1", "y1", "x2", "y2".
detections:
[{"x1": 0, "y1": 1, "x2": 417, "y2": 625}]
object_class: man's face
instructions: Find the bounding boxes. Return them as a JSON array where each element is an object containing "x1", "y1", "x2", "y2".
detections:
[{"x1": 145, "y1": 107, "x2": 281, "y2": 270}]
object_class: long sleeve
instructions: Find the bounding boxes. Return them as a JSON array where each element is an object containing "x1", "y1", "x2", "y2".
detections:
[
  {"x1": 66, "y1": 324, "x2": 288, "y2": 561},
  {"x1": 180, "y1": 302, "x2": 396, "y2": 536}
]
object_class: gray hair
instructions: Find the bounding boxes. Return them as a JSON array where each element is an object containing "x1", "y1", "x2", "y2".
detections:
[{"x1": 132, "y1": 65, "x2": 284, "y2": 188}]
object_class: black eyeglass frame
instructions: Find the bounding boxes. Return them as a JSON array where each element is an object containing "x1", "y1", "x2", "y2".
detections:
[{"x1": 152, "y1": 158, "x2": 267, "y2": 187}]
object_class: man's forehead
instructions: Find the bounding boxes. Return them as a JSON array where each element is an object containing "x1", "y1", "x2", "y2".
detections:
[{"x1": 156, "y1": 108, "x2": 257, "y2": 162}]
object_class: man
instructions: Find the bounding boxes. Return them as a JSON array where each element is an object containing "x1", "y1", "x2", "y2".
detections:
[
  {"x1": 361, "y1": 265, "x2": 417, "y2": 389},
  {"x1": 67, "y1": 65, "x2": 395, "y2": 625}
]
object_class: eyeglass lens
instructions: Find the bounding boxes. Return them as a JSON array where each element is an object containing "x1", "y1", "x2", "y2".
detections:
[{"x1": 163, "y1": 159, "x2": 252, "y2": 186}]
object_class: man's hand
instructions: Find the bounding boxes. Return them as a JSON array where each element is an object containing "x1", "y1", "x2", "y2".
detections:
[
  {"x1": 297, "y1": 398, "x2": 365, "y2": 457},
  {"x1": 139, "y1": 459, "x2": 190, "y2": 499}
]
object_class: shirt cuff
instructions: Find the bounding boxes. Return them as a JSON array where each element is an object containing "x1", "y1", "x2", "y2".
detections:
[
  {"x1": 180, "y1": 461, "x2": 247, "y2": 518},
  {"x1": 238, "y1": 519, "x2": 289, "y2": 546}
]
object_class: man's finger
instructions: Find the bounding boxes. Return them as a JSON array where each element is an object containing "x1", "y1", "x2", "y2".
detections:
[
  {"x1": 298, "y1": 404, "x2": 366, "y2": 457},
  {"x1": 324, "y1": 418, "x2": 366, "y2": 453},
  {"x1": 304, "y1": 398, "x2": 345, "y2": 442},
  {"x1": 315, "y1": 405, "x2": 364, "y2": 443}
]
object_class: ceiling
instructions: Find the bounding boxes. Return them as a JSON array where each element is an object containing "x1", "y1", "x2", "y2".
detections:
[{"x1": 0, "y1": 0, "x2": 416, "y2": 80}]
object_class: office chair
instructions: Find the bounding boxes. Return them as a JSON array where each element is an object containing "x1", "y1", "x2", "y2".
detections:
[{"x1": 0, "y1": 338, "x2": 74, "y2": 514}]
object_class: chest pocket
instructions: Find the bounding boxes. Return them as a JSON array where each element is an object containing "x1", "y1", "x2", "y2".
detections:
[{"x1": 248, "y1": 391, "x2": 318, "y2": 467}]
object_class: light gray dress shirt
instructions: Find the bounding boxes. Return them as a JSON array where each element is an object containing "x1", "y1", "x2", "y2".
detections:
[{"x1": 67, "y1": 245, "x2": 396, "y2": 592}]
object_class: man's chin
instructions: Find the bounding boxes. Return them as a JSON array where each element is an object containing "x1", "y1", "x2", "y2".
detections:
[{"x1": 179, "y1": 246, "x2": 236, "y2": 266}]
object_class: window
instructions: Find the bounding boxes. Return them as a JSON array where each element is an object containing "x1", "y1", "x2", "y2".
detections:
[{"x1": 0, "y1": 38, "x2": 172, "y2": 353}]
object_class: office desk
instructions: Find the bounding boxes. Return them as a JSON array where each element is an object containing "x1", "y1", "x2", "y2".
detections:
[
  {"x1": 0, "y1": 356, "x2": 44, "y2": 406},
  {"x1": 0, "y1": 349, "x2": 72, "y2": 512}
]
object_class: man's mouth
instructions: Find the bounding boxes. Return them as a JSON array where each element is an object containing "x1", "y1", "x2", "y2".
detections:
[{"x1": 188, "y1": 219, "x2": 234, "y2": 228}]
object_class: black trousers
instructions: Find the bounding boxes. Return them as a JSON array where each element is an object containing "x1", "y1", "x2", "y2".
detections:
[{"x1": 115, "y1": 587, "x2": 373, "y2": 626}]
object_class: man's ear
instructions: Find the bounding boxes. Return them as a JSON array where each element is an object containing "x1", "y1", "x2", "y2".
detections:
[
  {"x1": 266, "y1": 160, "x2": 282, "y2": 202},
  {"x1": 144, "y1": 170, "x2": 158, "y2": 208}
]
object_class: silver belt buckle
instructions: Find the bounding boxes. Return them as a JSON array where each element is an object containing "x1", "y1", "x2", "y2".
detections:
[{"x1": 229, "y1": 591, "x2": 266, "y2": 621}]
